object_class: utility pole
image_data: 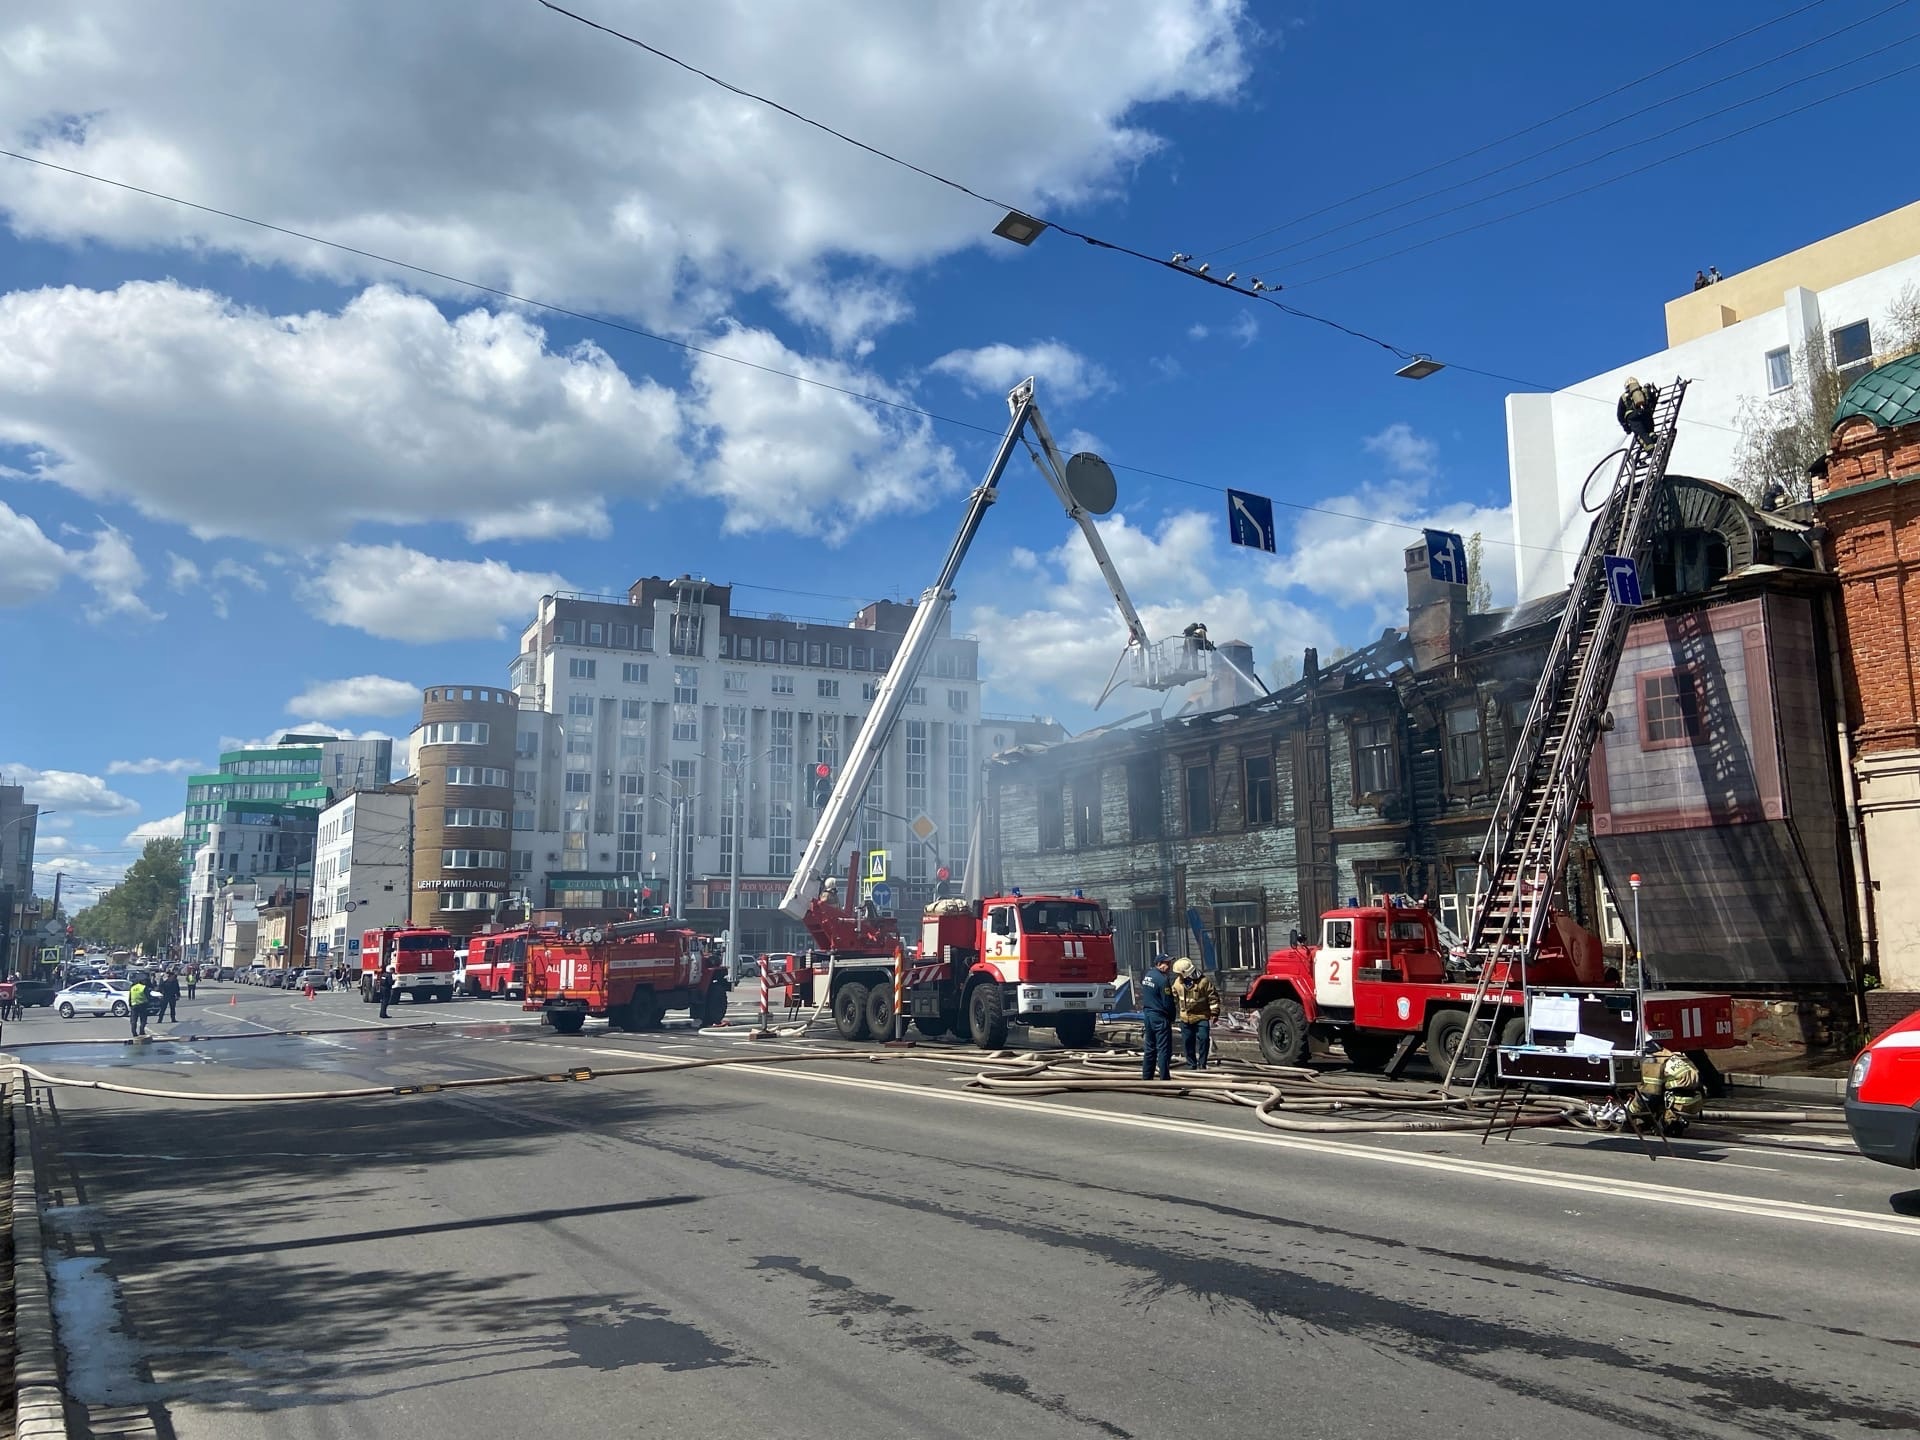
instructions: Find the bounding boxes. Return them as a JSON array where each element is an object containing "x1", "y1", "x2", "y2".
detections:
[{"x1": 727, "y1": 767, "x2": 742, "y2": 978}]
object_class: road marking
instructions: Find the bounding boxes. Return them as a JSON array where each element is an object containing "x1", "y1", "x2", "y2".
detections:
[{"x1": 720, "y1": 1065, "x2": 1920, "y2": 1239}]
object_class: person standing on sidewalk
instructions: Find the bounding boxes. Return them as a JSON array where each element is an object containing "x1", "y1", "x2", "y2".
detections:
[
  {"x1": 376, "y1": 966, "x2": 396, "y2": 1020},
  {"x1": 185, "y1": 966, "x2": 198, "y2": 1000},
  {"x1": 1139, "y1": 954, "x2": 1175, "y2": 1081},
  {"x1": 127, "y1": 976, "x2": 150, "y2": 1037},
  {"x1": 158, "y1": 969, "x2": 182, "y2": 1025},
  {"x1": 1171, "y1": 957, "x2": 1221, "y2": 1071}
]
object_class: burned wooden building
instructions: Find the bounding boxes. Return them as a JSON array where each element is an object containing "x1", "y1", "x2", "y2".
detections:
[{"x1": 986, "y1": 477, "x2": 1856, "y2": 999}]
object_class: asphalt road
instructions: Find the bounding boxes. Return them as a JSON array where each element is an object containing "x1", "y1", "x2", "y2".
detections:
[{"x1": 9, "y1": 983, "x2": 1920, "y2": 1440}]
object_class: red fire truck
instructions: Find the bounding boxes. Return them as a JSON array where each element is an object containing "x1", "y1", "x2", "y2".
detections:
[
  {"x1": 359, "y1": 926, "x2": 458, "y2": 1004},
  {"x1": 525, "y1": 920, "x2": 730, "y2": 1035},
  {"x1": 798, "y1": 871, "x2": 1116, "y2": 1048},
  {"x1": 463, "y1": 926, "x2": 532, "y2": 999},
  {"x1": 1240, "y1": 900, "x2": 1734, "y2": 1072}
]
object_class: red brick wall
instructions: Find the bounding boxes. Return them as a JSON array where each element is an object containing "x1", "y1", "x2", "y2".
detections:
[{"x1": 1816, "y1": 417, "x2": 1920, "y2": 754}]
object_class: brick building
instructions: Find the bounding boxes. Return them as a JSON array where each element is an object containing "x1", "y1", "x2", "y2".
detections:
[{"x1": 1815, "y1": 351, "x2": 1920, "y2": 1025}]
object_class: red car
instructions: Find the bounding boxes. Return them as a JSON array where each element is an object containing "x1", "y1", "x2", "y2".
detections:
[{"x1": 1845, "y1": 1007, "x2": 1920, "y2": 1169}]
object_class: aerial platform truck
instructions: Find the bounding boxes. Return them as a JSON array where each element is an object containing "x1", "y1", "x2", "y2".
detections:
[
  {"x1": 1240, "y1": 380, "x2": 1738, "y2": 1084},
  {"x1": 779, "y1": 378, "x2": 1251, "y2": 1049}
]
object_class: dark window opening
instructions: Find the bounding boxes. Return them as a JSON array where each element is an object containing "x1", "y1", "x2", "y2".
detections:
[
  {"x1": 1038, "y1": 783, "x2": 1065, "y2": 851},
  {"x1": 1185, "y1": 763, "x2": 1213, "y2": 835},
  {"x1": 1127, "y1": 758, "x2": 1162, "y2": 841},
  {"x1": 1351, "y1": 718, "x2": 1397, "y2": 797},
  {"x1": 1071, "y1": 772, "x2": 1102, "y2": 848},
  {"x1": 1445, "y1": 706, "x2": 1485, "y2": 787},
  {"x1": 1243, "y1": 754, "x2": 1274, "y2": 826}
]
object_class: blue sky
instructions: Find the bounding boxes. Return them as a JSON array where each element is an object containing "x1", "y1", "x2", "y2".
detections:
[{"x1": 3, "y1": 0, "x2": 1914, "y2": 904}]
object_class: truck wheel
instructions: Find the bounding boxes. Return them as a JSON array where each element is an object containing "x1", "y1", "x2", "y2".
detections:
[
  {"x1": 967, "y1": 984, "x2": 1008, "y2": 1050},
  {"x1": 865, "y1": 983, "x2": 896, "y2": 1039},
  {"x1": 914, "y1": 1015, "x2": 949, "y2": 1038},
  {"x1": 438, "y1": 987, "x2": 454, "y2": 1004},
  {"x1": 1498, "y1": 1015, "x2": 1528, "y2": 1049},
  {"x1": 1425, "y1": 1009, "x2": 1469, "y2": 1070},
  {"x1": 704, "y1": 984, "x2": 729, "y2": 1027},
  {"x1": 1339, "y1": 1029, "x2": 1398, "y2": 1072},
  {"x1": 834, "y1": 983, "x2": 872, "y2": 1041},
  {"x1": 1053, "y1": 1013, "x2": 1097, "y2": 1049},
  {"x1": 1256, "y1": 998, "x2": 1311, "y2": 1067},
  {"x1": 549, "y1": 1012, "x2": 585, "y2": 1036}
]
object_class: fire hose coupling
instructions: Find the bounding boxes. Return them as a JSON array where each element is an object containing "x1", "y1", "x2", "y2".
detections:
[{"x1": 539, "y1": 1068, "x2": 596, "y2": 1083}]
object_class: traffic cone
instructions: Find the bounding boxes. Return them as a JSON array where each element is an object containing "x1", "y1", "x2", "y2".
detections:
[{"x1": 229, "y1": 994, "x2": 237, "y2": 1006}]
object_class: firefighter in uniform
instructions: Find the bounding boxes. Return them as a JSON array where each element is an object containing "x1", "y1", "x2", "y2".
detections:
[{"x1": 1617, "y1": 376, "x2": 1658, "y2": 446}]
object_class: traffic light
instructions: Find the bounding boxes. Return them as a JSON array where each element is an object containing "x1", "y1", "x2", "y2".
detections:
[
  {"x1": 812, "y1": 762, "x2": 832, "y2": 807},
  {"x1": 936, "y1": 867, "x2": 950, "y2": 883}
]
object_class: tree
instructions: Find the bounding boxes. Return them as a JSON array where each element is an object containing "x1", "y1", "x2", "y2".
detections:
[
  {"x1": 1464, "y1": 531, "x2": 1494, "y2": 614},
  {"x1": 1733, "y1": 287, "x2": 1920, "y2": 506},
  {"x1": 70, "y1": 837, "x2": 184, "y2": 954}
]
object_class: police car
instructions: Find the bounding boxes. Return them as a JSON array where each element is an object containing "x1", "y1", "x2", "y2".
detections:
[{"x1": 1845, "y1": 1007, "x2": 1920, "y2": 1169}]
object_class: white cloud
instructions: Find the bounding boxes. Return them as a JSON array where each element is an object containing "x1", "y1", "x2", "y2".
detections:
[
  {"x1": 0, "y1": 281, "x2": 686, "y2": 545},
  {"x1": 0, "y1": 2, "x2": 1250, "y2": 328},
  {"x1": 165, "y1": 552, "x2": 201, "y2": 590},
  {"x1": 929, "y1": 340, "x2": 1114, "y2": 403},
  {"x1": 286, "y1": 675, "x2": 420, "y2": 718},
  {"x1": 0, "y1": 500, "x2": 71, "y2": 605},
  {"x1": 1363, "y1": 422, "x2": 1438, "y2": 480},
  {"x1": 779, "y1": 274, "x2": 913, "y2": 357},
  {"x1": 299, "y1": 544, "x2": 568, "y2": 643},
  {"x1": 0, "y1": 763, "x2": 140, "y2": 816},
  {"x1": 125, "y1": 811, "x2": 185, "y2": 845},
  {"x1": 969, "y1": 509, "x2": 1334, "y2": 710},
  {"x1": 1187, "y1": 322, "x2": 1211, "y2": 341},
  {"x1": 689, "y1": 325, "x2": 961, "y2": 541},
  {"x1": 0, "y1": 501, "x2": 159, "y2": 617},
  {"x1": 106, "y1": 757, "x2": 201, "y2": 776}
]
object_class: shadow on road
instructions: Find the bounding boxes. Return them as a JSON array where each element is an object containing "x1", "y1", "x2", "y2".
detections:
[{"x1": 36, "y1": 1084, "x2": 732, "y2": 1411}]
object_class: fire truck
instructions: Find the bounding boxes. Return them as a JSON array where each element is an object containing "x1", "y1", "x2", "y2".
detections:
[
  {"x1": 358, "y1": 926, "x2": 458, "y2": 1004},
  {"x1": 524, "y1": 920, "x2": 729, "y2": 1035},
  {"x1": 463, "y1": 926, "x2": 532, "y2": 999},
  {"x1": 776, "y1": 380, "x2": 1235, "y2": 1051},
  {"x1": 1846, "y1": 1008, "x2": 1920, "y2": 1169},
  {"x1": 795, "y1": 852, "x2": 1115, "y2": 1047},
  {"x1": 1240, "y1": 378, "x2": 1738, "y2": 1086},
  {"x1": 1241, "y1": 900, "x2": 1733, "y2": 1071}
]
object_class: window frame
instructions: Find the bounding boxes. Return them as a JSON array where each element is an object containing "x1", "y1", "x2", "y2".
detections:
[
  {"x1": 1830, "y1": 319, "x2": 1874, "y2": 370},
  {"x1": 1443, "y1": 704, "x2": 1487, "y2": 790},
  {"x1": 1348, "y1": 715, "x2": 1398, "y2": 801},
  {"x1": 1637, "y1": 667, "x2": 1703, "y2": 750},
  {"x1": 1243, "y1": 751, "x2": 1275, "y2": 827},
  {"x1": 1183, "y1": 760, "x2": 1213, "y2": 835},
  {"x1": 1763, "y1": 345, "x2": 1792, "y2": 394}
]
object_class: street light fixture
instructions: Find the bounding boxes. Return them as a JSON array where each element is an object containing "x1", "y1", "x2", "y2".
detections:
[
  {"x1": 1395, "y1": 355, "x2": 1445, "y2": 380},
  {"x1": 992, "y1": 210, "x2": 1047, "y2": 246}
]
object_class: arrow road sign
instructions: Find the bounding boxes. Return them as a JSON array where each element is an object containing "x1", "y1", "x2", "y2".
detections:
[
  {"x1": 871, "y1": 883, "x2": 893, "y2": 909},
  {"x1": 1424, "y1": 528, "x2": 1469, "y2": 585},
  {"x1": 1226, "y1": 489, "x2": 1275, "y2": 552},
  {"x1": 1603, "y1": 554, "x2": 1643, "y2": 607}
]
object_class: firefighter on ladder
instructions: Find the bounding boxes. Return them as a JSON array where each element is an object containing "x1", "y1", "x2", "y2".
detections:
[{"x1": 1617, "y1": 376, "x2": 1659, "y2": 447}]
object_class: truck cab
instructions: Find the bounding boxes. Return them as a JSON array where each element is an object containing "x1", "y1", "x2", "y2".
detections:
[{"x1": 359, "y1": 926, "x2": 458, "y2": 1004}]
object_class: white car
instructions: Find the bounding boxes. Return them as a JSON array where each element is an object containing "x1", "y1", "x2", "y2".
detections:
[{"x1": 54, "y1": 980, "x2": 132, "y2": 1019}]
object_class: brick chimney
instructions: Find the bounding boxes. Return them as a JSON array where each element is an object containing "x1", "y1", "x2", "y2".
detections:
[{"x1": 1405, "y1": 540, "x2": 1466, "y2": 673}]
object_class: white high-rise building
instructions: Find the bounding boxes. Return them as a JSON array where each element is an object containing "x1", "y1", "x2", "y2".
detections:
[
  {"x1": 312, "y1": 787, "x2": 413, "y2": 964},
  {"x1": 508, "y1": 576, "x2": 990, "y2": 954},
  {"x1": 1507, "y1": 198, "x2": 1920, "y2": 601}
]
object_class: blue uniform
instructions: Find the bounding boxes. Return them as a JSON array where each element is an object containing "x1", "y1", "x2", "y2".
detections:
[{"x1": 1139, "y1": 966, "x2": 1174, "y2": 1079}]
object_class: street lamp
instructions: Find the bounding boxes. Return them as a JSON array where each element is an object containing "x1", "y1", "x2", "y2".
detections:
[
  {"x1": 653, "y1": 762, "x2": 703, "y2": 919},
  {"x1": 992, "y1": 210, "x2": 1047, "y2": 246},
  {"x1": 1395, "y1": 355, "x2": 1445, "y2": 380}
]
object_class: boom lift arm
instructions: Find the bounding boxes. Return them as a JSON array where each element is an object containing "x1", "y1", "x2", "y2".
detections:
[{"x1": 778, "y1": 378, "x2": 1162, "y2": 923}]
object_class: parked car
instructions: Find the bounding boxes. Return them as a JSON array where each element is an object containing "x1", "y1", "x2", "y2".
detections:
[
  {"x1": 217, "y1": 966, "x2": 235, "y2": 982},
  {"x1": 11, "y1": 976, "x2": 57, "y2": 1008},
  {"x1": 1846, "y1": 1008, "x2": 1920, "y2": 1169},
  {"x1": 54, "y1": 981, "x2": 131, "y2": 1019}
]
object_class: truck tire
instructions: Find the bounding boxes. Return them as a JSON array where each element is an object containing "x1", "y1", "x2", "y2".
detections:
[
  {"x1": 834, "y1": 982, "x2": 872, "y2": 1041},
  {"x1": 914, "y1": 1015, "x2": 949, "y2": 1038},
  {"x1": 437, "y1": 987, "x2": 454, "y2": 1004},
  {"x1": 865, "y1": 983, "x2": 895, "y2": 1039},
  {"x1": 1257, "y1": 997, "x2": 1311, "y2": 1067},
  {"x1": 1498, "y1": 1015, "x2": 1528, "y2": 1049},
  {"x1": 549, "y1": 1012, "x2": 585, "y2": 1035},
  {"x1": 1425, "y1": 1009, "x2": 1469, "y2": 1070},
  {"x1": 1053, "y1": 1013, "x2": 1097, "y2": 1049},
  {"x1": 1339, "y1": 1028, "x2": 1398, "y2": 1072},
  {"x1": 966, "y1": 984, "x2": 1008, "y2": 1050}
]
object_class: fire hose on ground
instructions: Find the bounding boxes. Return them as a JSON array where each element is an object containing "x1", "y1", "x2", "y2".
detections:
[{"x1": 1, "y1": 1029, "x2": 1846, "y2": 1139}]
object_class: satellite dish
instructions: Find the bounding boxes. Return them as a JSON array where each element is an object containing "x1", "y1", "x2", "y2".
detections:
[{"x1": 1065, "y1": 452, "x2": 1117, "y2": 516}]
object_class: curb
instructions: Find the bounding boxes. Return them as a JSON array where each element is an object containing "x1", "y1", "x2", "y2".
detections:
[
  {"x1": 10, "y1": 1076, "x2": 69, "y2": 1440},
  {"x1": 1724, "y1": 1071, "x2": 1848, "y2": 1098}
]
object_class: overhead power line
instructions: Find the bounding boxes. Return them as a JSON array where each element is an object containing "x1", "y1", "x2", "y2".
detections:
[
  {"x1": 0, "y1": 147, "x2": 1725, "y2": 561},
  {"x1": 529, "y1": 1, "x2": 1531, "y2": 376},
  {"x1": 1204, "y1": 0, "x2": 1839, "y2": 256},
  {"x1": 1245, "y1": 21, "x2": 1920, "y2": 274}
]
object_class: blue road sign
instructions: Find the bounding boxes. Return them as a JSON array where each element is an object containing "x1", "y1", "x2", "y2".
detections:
[
  {"x1": 1226, "y1": 489, "x2": 1275, "y2": 552},
  {"x1": 1424, "y1": 528, "x2": 1469, "y2": 585},
  {"x1": 1603, "y1": 554, "x2": 1643, "y2": 607},
  {"x1": 871, "y1": 883, "x2": 894, "y2": 909}
]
